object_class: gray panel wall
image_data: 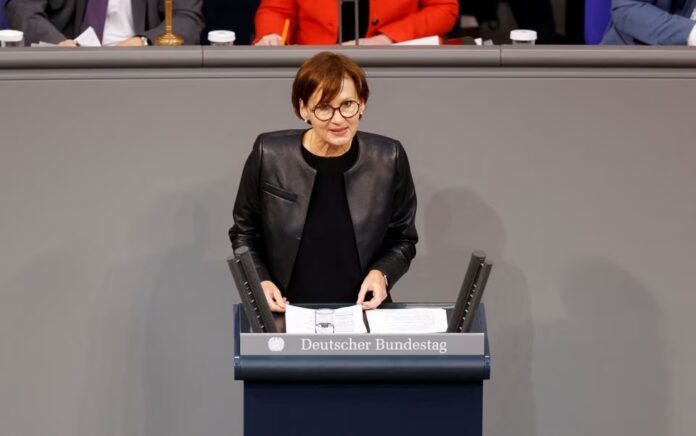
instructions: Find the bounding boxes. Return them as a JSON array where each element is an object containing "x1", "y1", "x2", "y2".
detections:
[{"x1": 1, "y1": 52, "x2": 694, "y2": 436}]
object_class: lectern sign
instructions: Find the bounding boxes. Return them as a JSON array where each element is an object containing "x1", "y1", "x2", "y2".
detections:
[{"x1": 241, "y1": 333, "x2": 485, "y2": 356}]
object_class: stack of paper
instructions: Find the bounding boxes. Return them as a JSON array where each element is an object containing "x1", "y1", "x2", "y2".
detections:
[
  {"x1": 284, "y1": 305, "x2": 448, "y2": 334},
  {"x1": 32, "y1": 27, "x2": 101, "y2": 47},
  {"x1": 394, "y1": 35, "x2": 440, "y2": 46},
  {"x1": 285, "y1": 304, "x2": 367, "y2": 334},
  {"x1": 366, "y1": 308, "x2": 448, "y2": 333}
]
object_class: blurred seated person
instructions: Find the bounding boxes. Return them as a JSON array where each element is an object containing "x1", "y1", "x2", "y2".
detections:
[
  {"x1": 254, "y1": 0, "x2": 458, "y2": 45},
  {"x1": 2, "y1": 0, "x2": 9, "y2": 29},
  {"x1": 602, "y1": 0, "x2": 696, "y2": 45},
  {"x1": 504, "y1": 0, "x2": 557, "y2": 43},
  {"x1": 6, "y1": 0, "x2": 203, "y2": 46},
  {"x1": 458, "y1": 0, "x2": 557, "y2": 44}
]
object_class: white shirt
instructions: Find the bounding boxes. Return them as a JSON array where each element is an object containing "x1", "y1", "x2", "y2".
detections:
[
  {"x1": 102, "y1": 0, "x2": 136, "y2": 46},
  {"x1": 688, "y1": 8, "x2": 696, "y2": 46}
]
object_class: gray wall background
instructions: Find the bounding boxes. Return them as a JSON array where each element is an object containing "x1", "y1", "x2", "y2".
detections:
[{"x1": 1, "y1": 57, "x2": 695, "y2": 436}]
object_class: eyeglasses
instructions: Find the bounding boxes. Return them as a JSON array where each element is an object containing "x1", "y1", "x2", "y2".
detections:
[{"x1": 311, "y1": 100, "x2": 360, "y2": 121}]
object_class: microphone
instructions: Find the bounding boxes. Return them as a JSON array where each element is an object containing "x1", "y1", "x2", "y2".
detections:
[{"x1": 337, "y1": 0, "x2": 361, "y2": 45}]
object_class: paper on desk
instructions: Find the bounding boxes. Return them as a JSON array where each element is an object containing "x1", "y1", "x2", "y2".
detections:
[
  {"x1": 365, "y1": 308, "x2": 448, "y2": 334},
  {"x1": 75, "y1": 27, "x2": 101, "y2": 47},
  {"x1": 285, "y1": 304, "x2": 367, "y2": 334},
  {"x1": 394, "y1": 35, "x2": 440, "y2": 46}
]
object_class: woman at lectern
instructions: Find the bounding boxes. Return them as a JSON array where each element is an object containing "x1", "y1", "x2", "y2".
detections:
[{"x1": 229, "y1": 52, "x2": 418, "y2": 312}]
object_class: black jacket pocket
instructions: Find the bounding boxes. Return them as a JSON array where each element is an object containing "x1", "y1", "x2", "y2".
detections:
[{"x1": 262, "y1": 182, "x2": 298, "y2": 202}]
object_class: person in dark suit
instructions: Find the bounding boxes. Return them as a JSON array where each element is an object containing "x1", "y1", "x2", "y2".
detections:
[
  {"x1": 602, "y1": 0, "x2": 696, "y2": 44},
  {"x1": 1, "y1": 0, "x2": 9, "y2": 29},
  {"x1": 229, "y1": 52, "x2": 418, "y2": 312},
  {"x1": 6, "y1": 0, "x2": 203, "y2": 45},
  {"x1": 457, "y1": 0, "x2": 557, "y2": 44}
]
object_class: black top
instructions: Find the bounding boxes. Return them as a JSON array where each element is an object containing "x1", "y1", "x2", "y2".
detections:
[
  {"x1": 285, "y1": 139, "x2": 362, "y2": 303},
  {"x1": 340, "y1": 0, "x2": 369, "y2": 42}
]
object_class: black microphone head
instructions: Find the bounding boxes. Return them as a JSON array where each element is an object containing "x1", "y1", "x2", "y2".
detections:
[{"x1": 472, "y1": 249, "x2": 487, "y2": 260}]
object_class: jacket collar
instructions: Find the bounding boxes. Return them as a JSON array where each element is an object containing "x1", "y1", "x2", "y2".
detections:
[{"x1": 131, "y1": 0, "x2": 147, "y2": 36}]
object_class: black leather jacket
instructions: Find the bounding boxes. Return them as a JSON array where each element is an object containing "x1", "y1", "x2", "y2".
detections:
[{"x1": 229, "y1": 130, "x2": 418, "y2": 293}]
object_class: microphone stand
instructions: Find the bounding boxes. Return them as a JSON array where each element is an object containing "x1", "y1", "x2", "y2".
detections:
[{"x1": 337, "y1": 0, "x2": 361, "y2": 46}]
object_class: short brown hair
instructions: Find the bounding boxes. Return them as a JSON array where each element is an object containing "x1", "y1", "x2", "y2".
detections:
[{"x1": 291, "y1": 52, "x2": 369, "y2": 119}]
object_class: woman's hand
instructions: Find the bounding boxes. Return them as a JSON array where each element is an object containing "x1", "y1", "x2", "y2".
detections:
[
  {"x1": 255, "y1": 34, "x2": 283, "y2": 46},
  {"x1": 117, "y1": 36, "x2": 145, "y2": 46},
  {"x1": 357, "y1": 269, "x2": 388, "y2": 310},
  {"x1": 261, "y1": 280, "x2": 288, "y2": 312}
]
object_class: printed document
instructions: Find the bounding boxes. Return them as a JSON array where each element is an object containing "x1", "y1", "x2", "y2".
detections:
[
  {"x1": 365, "y1": 308, "x2": 448, "y2": 333},
  {"x1": 75, "y1": 27, "x2": 102, "y2": 47},
  {"x1": 394, "y1": 35, "x2": 440, "y2": 46},
  {"x1": 285, "y1": 304, "x2": 368, "y2": 334}
]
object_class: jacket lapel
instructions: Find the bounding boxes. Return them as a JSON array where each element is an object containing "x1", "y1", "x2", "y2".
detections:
[
  {"x1": 687, "y1": 0, "x2": 696, "y2": 16},
  {"x1": 289, "y1": 141, "x2": 316, "y2": 241},
  {"x1": 668, "y1": 0, "x2": 696, "y2": 15},
  {"x1": 277, "y1": 136, "x2": 316, "y2": 289},
  {"x1": 131, "y1": 0, "x2": 147, "y2": 35},
  {"x1": 75, "y1": 0, "x2": 87, "y2": 37},
  {"x1": 344, "y1": 133, "x2": 371, "y2": 272}
]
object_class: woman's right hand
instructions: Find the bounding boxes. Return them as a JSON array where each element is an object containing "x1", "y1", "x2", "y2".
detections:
[
  {"x1": 255, "y1": 34, "x2": 283, "y2": 46},
  {"x1": 261, "y1": 280, "x2": 288, "y2": 312}
]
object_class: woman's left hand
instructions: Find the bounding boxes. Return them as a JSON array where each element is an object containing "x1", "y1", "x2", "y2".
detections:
[{"x1": 357, "y1": 269, "x2": 388, "y2": 310}]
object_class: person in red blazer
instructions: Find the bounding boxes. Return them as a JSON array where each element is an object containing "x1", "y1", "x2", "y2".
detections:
[{"x1": 254, "y1": 0, "x2": 459, "y2": 45}]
